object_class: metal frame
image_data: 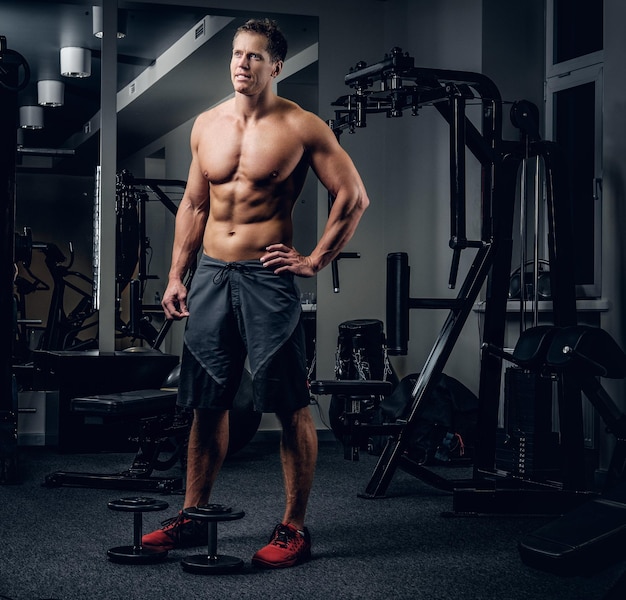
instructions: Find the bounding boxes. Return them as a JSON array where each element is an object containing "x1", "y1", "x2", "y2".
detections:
[
  {"x1": 544, "y1": 63, "x2": 603, "y2": 298},
  {"x1": 313, "y1": 48, "x2": 583, "y2": 511},
  {"x1": 114, "y1": 170, "x2": 188, "y2": 348}
]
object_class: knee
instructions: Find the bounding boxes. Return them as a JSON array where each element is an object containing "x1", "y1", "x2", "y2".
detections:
[
  {"x1": 277, "y1": 406, "x2": 310, "y2": 428},
  {"x1": 277, "y1": 407, "x2": 317, "y2": 443},
  {"x1": 192, "y1": 408, "x2": 228, "y2": 437}
]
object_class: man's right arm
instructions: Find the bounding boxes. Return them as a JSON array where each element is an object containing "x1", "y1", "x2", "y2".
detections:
[{"x1": 162, "y1": 125, "x2": 210, "y2": 319}]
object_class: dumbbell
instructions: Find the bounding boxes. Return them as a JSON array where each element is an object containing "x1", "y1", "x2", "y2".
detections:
[
  {"x1": 181, "y1": 503, "x2": 245, "y2": 574},
  {"x1": 107, "y1": 497, "x2": 169, "y2": 564}
]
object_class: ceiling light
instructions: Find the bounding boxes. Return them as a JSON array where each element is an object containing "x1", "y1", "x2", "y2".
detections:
[
  {"x1": 19, "y1": 106, "x2": 44, "y2": 129},
  {"x1": 92, "y1": 6, "x2": 127, "y2": 39},
  {"x1": 60, "y1": 47, "x2": 91, "y2": 78},
  {"x1": 37, "y1": 80, "x2": 65, "y2": 107}
]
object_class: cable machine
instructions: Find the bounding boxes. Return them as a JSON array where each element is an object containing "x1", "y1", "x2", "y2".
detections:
[
  {"x1": 311, "y1": 47, "x2": 585, "y2": 514},
  {"x1": 114, "y1": 169, "x2": 189, "y2": 349}
]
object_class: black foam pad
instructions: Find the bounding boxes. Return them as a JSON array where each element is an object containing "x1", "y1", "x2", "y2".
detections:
[
  {"x1": 71, "y1": 389, "x2": 177, "y2": 416},
  {"x1": 511, "y1": 325, "x2": 560, "y2": 369},
  {"x1": 546, "y1": 326, "x2": 626, "y2": 379}
]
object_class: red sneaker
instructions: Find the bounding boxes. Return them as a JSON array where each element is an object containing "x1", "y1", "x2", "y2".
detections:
[
  {"x1": 142, "y1": 510, "x2": 207, "y2": 551},
  {"x1": 252, "y1": 523, "x2": 312, "y2": 569}
]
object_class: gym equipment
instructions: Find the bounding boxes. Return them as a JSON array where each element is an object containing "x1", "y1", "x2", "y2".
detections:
[
  {"x1": 44, "y1": 389, "x2": 185, "y2": 493},
  {"x1": 1, "y1": 37, "x2": 29, "y2": 484},
  {"x1": 508, "y1": 259, "x2": 551, "y2": 301},
  {"x1": 335, "y1": 319, "x2": 391, "y2": 381},
  {"x1": 11, "y1": 171, "x2": 187, "y2": 361},
  {"x1": 516, "y1": 326, "x2": 626, "y2": 575},
  {"x1": 33, "y1": 348, "x2": 179, "y2": 452},
  {"x1": 19, "y1": 236, "x2": 97, "y2": 353},
  {"x1": 43, "y1": 366, "x2": 260, "y2": 491},
  {"x1": 509, "y1": 100, "x2": 551, "y2": 320},
  {"x1": 485, "y1": 326, "x2": 562, "y2": 481},
  {"x1": 312, "y1": 47, "x2": 581, "y2": 514},
  {"x1": 329, "y1": 319, "x2": 396, "y2": 460},
  {"x1": 107, "y1": 496, "x2": 170, "y2": 564},
  {"x1": 113, "y1": 170, "x2": 189, "y2": 348},
  {"x1": 496, "y1": 367, "x2": 561, "y2": 481},
  {"x1": 13, "y1": 228, "x2": 47, "y2": 363},
  {"x1": 181, "y1": 504, "x2": 245, "y2": 574}
]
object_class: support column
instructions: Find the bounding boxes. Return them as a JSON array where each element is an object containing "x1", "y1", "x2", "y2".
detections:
[{"x1": 97, "y1": 1, "x2": 118, "y2": 351}]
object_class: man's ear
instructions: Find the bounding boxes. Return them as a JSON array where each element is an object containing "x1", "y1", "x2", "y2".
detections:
[{"x1": 272, "y1": 60, "x2": 284, "y2": 78}]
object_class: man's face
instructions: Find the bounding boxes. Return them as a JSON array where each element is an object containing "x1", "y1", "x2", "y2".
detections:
[{"x1": 230, "y1": 31, "x2": 281, "y2": 96}]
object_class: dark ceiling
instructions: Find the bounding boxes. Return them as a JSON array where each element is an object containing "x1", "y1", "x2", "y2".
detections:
[{"x1": 1, "y1": 1, "x2": 318, "y2": 175}]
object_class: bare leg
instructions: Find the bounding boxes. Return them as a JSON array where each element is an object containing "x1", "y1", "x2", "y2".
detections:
[
  {"x1": 183, "y1": 408, "x2": 229, "y2": 508},
  {"x1": 277, "y1": 406, "x2": 318, "y2": 529}
]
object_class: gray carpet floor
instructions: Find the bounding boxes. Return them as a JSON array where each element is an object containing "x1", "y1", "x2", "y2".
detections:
[{"x1": 1, "y1": 438, "x2": 625, "y2": 600}]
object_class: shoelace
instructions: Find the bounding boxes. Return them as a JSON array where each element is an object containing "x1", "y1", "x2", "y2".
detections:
[
  {"x1": 212, "y1": 262, "x2": 251, "y2": 285},
  {"x1": 160, "y1": 513, "x2": 185, "y2": 531},
  {"x1": 272, "y1": 527, "x2": 296, "y2": 548}
]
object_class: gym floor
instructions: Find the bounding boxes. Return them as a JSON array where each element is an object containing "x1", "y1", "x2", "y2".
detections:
[{"x1": 0, "y1": 437, "x2": 624, "y2": 600}]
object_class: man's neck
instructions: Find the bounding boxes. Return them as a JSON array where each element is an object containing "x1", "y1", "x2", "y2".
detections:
[{"x1": 234, "y1": 89, "x2": 277, "y2": 121}]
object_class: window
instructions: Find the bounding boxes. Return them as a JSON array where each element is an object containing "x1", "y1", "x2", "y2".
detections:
[
  {"x1": 551, "y1": 0, "x2": 603, "y2": 66},
  {"x1": 545, "y1": 0, "x2": 603, "y2": 298}
]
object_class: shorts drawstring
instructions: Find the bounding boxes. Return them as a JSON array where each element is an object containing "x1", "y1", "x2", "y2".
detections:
[{"x1": 212, "y1": 262, "x2": 252, "y2": 285}]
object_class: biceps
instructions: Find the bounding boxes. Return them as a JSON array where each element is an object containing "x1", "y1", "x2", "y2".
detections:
[
  {"x1": 312, "y1": 148, "x2": 358, "y2": 197},
  {"x1": 183, "y1": 158, "x2": 210, "y2": 210}
]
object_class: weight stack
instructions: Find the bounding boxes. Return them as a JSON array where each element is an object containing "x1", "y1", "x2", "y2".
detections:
[{"x1": 496, "y1": 367, "x2": 561, "y2": 481}]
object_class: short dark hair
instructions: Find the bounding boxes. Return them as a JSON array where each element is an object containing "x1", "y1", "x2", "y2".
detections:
[{"x1": 235, "y1": 18, "x2": 288, "y2": 63}]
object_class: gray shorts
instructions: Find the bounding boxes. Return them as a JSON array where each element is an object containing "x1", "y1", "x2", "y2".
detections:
[{"x1": 177, "y1": 254, "x2": 310, "y2": 413}]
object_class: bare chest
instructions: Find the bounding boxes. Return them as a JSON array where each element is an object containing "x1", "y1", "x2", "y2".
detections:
[{"x1": 199, "y1": 120, "x2": 305, "y2": 186}]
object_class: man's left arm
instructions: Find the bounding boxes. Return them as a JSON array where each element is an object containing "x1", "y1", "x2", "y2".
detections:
[{"x1": 261, "y1": 113, "x2": 370, "y2": 276}]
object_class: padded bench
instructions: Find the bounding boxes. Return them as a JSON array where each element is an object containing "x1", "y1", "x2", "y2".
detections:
[
  {"x1": 71, "y1": 389, "x2": 178, "y2": 417},
  {"x1": 44, "y1": 388, "x2": 187, "y2": 493}
]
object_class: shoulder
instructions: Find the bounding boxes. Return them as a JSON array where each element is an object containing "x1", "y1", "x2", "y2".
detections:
[
  {"x1": 190, "y1": 101, "x2": 235, "y2": 145},
  {"x1": 277, "y1": 98, "x2": 335, "y2": 148},
  {"x1": 194, "y1": 100, "x2": 234, "y2": 129},
  {"x1": 279, "y1": 98, "x2": 324, "y2": 127}
]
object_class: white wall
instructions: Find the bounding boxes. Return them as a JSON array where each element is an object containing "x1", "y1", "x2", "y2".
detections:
[{"x1": 373, "y1": 0, "x2": 485, "y2": 388}]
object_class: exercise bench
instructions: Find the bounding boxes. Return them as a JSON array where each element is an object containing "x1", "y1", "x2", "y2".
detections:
[{"x1": 44, "y1": 388, "x2": 189, "y2": 493}]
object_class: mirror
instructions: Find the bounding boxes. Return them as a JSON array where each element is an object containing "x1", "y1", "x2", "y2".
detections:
[{"x1": 6, "y1": 1, "x2": 319, "y2": 356}]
